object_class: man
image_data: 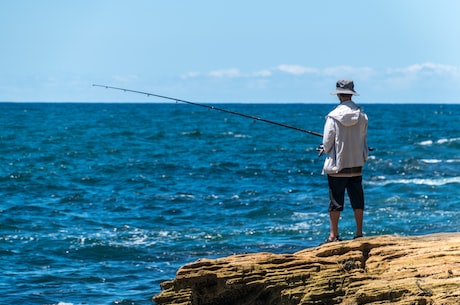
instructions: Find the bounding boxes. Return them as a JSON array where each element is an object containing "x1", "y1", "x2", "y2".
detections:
[{"x1": 319, "y1": 79, "x2": 368, "y2": 243}]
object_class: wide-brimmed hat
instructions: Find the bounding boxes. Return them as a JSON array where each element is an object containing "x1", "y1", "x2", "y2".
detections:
[{"x1": 330, "y1": 79, "x2": 359, "y2": 96}]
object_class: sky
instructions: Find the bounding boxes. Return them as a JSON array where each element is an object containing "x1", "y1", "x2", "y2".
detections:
[{"x1": 1, "y1": 0, "x2": 460, "y2": 103}]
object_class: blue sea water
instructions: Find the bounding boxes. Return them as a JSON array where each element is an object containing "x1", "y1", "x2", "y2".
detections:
[{"x1": 0, "y1": 102, "x2": 459, "y2": 304}]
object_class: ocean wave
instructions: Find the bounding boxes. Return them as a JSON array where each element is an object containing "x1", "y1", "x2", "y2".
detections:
[
  {"x1": 437, "y1": 137, "x2": 460, "y2": 144},
  {"x1": 221, "y1": 131, "x2": 252, "y2": 138},
  {"x1": 417, "y1": 137, "x2": 460, "y2": 146},
  {"x1": 368, "y1": 176, "x2": 460, "y2": 186},
  {"x1": 418, "y1": 140, "x2": 433, "y2": 146},
  {"x1": 420, "y1": 159, "x2": 442, "y2": 164},
  {"x1": 420, "y1": 159, "x2": 460, "y2": 164}
]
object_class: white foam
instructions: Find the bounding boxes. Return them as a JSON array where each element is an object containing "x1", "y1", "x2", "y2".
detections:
[
  {"x1": 369, "y1": 176, "x2": 460, "y2": 186},
  {"x1": 421, "y1": 159, "x2": 442, "y2": 164},
  {"x1": 437, "y1": 137, "x2": 460, "y2": 144},
  {"x1": 418, "y1": 137, "x2": 460, "y2": 146},
  {"x1": 233, "y1": 133, "x2": 251, "y2": 138},
  {"x1": 418, "y1": 140, "x2": 433, "y2": 146},
  {"x1": 419, "y1": 159, "x2": 460, "y2": 164}
]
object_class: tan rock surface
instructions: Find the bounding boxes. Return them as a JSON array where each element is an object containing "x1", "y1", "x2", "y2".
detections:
[{"x1": 153, "y1": 233, "x2": 460, "y2": 304}]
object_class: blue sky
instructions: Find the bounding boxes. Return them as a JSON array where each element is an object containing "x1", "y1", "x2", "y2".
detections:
[{"x1": 1, "y1": 0, "x2": 460, "y2": 103}]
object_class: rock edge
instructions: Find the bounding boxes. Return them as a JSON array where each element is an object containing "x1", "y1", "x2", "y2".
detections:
[{"x1": 153, "y1": 233, "x2": 460, "y2": 304}]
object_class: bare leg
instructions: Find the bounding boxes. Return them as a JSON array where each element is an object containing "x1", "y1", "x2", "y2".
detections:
[
  {"x1": 354, "y1": 209, "x2": 364, "y2": 237},
  {"x1": 329, "y1": 211, "x2": 341, "y2": 239}
]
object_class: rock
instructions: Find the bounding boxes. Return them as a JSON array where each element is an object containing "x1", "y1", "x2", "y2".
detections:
[{"x1": 153, "y1": 233, "x2": 460, "y2": 304}]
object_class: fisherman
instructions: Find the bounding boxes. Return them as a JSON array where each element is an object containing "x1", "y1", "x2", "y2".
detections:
[
  {"x1": 94, "y1": 83, "x2": 369, "y2": 243},
  {"x1": 318, "y1": 79, "x2": 368, "y2": 243}
]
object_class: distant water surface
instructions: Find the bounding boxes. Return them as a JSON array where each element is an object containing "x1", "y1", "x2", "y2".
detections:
[{"x1": 0, "y1": 102, "x2": 458, "y2": 304}]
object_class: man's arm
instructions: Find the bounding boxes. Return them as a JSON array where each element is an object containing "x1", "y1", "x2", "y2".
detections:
[{"x1": 322, "y1": 117, "x2": 336, "y2": 153}]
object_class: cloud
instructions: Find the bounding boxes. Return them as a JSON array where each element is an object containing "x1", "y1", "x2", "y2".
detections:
[
  {"x1": 388, "y1": 62, "x2": 460, "y2": 76},
  {"x1": 321, "y1": 66, "x2": 375, "y2": 80},
  {"x1": 371, "y1": 62, "x2": 460, "y2": 101},
  {"x1": 384, "y1": 62, "x2": 460, "y2": 91},
  {"x1": 208, "y1": 68, "x2": 272, "y2": 78},
  {"x1": 252, "y1": 69, "x2": 272, "y2": 77},
  {"x1": 181, "y1": 63, "x2": 460, "y2": 83},
  {"x1": 183, "y1": 64, "x2": 376, "y2": 80},
  {"x1": 208, "y1": 68, "x2": 241, "y2": 78},
  {"x1": 276, "y1": 64, "x2": 318, "y2": 75},
  {"x1": 183, "y1": 68, "x2": 273, "y2": 79},
  {"x1": 180, "y1": 71, "x2": 201, "y2": 79}
]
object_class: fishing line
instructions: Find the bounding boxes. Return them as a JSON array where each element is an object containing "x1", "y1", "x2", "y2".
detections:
[{"x1": 92, "y1": 84, "x2": 324, "y2": 138}]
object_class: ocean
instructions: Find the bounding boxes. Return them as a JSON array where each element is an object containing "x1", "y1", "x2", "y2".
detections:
[{"x1": 0, "y1": 102, "x2": 459, "y2": 304}]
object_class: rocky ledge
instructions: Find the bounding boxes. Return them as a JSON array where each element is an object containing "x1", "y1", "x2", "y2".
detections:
[{"x1": 153, "y1": 233, "x2": 460, "y2": 304}]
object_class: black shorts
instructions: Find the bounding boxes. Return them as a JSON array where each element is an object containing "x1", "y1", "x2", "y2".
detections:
[{"x1": 327, "y1": 175, "x2": 364, "y2": 211}]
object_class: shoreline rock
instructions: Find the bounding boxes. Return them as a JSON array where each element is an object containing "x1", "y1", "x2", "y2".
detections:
[{"x1": 153, "y1": 232, "x2": 460, "y2": 304}]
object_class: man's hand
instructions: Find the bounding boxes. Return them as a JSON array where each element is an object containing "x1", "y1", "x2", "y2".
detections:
[{"x1": 316, "y1": 144, "x2": 325, "y2": 157}]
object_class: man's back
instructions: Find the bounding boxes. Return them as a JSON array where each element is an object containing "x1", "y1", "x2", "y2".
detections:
[{"x1": 322, "y1": 100, "x2": 368, "y2": 174}]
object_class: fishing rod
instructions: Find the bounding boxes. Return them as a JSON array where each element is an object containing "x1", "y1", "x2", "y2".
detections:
[
  {"x1": 93, "y1": 84, "x2": 374, "y2": 154},
  {"x1": 92, "y1": 84, "x2": 324, "y2": 138}
]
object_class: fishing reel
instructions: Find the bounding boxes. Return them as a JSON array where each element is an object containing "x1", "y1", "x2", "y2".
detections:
[{"x1": 316, "y1": 144, "x2": 325, "y2": 157}]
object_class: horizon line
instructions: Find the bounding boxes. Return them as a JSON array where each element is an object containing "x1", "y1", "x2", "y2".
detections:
[{"x1": 1, "y1": 100, "x2": 459, "y2": 105}]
